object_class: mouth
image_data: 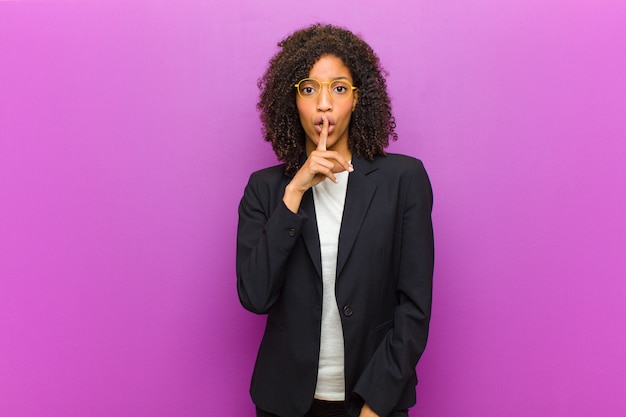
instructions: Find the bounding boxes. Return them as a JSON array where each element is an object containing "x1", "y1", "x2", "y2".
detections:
[{"x1": 314, "y1": 117, "x2": 336, "y2": 134}]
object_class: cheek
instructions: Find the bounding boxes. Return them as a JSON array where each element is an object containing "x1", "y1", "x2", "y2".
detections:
[
  {"x1": 296, "y1": 100, "x2": 311, "y2": 119},
  {"x1": 340, "y1": 107, "x2": 354, "y2": 126}
]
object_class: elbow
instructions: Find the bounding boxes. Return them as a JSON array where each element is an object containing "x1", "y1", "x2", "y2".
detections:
[{"x1": 237, "y1": 276, "x2": 273, "y2": 314}]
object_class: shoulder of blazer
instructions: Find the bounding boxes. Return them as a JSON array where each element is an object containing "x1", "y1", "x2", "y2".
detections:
[
  {"x1": 353, "y1": 153, "x2": 426, "y2": 176},
  {"x1": 245, "y1": 163, "x2": 292, "y2": 197},
  {"x1": 248, "y1": 163, "x2": 288, "y2": 182}
]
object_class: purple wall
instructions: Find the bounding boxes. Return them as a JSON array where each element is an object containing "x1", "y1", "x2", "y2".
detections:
[{"x1": 1, "y1": 1, "x2": 625, "y2": 416}]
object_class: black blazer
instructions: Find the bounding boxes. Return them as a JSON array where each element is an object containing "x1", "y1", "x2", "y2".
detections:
[{"x1": 236, "y1": 154, "x2": 434, "y2": 417}]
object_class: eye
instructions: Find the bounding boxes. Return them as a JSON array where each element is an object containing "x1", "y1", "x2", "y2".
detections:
[
  {"x1": 298, "y1": 80, "x2": 319, "y2": 97},
  {"x1": 331, "y1": 82, "x2": 351, "y2": 96}
]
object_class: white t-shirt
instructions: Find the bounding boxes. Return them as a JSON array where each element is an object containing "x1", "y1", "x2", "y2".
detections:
[{"x1": 312, "y1": 170, "x2": 349, "y2": 400}]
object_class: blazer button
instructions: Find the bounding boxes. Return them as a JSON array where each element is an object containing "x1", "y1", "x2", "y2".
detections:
[
  {"x1": 342, "y1": 305, "x2": 353, "y2": 317},
  {"x1": 288, "y1": 228, "x2": 296, "y2": 237}
]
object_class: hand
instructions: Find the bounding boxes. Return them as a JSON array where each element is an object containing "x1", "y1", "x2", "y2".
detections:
[
  {"x1": 359, "y1": 403, "x2": 380, "y2": 417},
  {"x1": 293, "y1": 114, "x2": 353, "y2": 188},
  {"x1": 283, "y1": 115, "x2": 353, "y2": 212}
]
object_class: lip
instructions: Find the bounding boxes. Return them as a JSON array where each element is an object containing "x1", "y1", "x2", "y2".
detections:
[{"x1": 314, "y1": 116, "x2": 336, "y2": 134}]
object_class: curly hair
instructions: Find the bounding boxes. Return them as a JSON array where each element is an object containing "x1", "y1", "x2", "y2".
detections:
[{"x1": 257, "y1": 23, "x2": 398, "y2": 176}]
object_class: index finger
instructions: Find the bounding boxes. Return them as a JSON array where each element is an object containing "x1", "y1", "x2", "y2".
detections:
[{"x1": 317, "y1": 115, "x2": 329, "y2": 151}]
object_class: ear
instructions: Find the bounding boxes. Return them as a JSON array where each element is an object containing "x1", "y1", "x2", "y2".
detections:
[{"x1": 352, "y1": 90, "x2": 359, "y2": 112}]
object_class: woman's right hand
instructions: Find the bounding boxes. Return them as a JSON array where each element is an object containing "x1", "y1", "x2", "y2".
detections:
[{"x1": 283, "y1": 115, "x2": 353, "y2": 213}]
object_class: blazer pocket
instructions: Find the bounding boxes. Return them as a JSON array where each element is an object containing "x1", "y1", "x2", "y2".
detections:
[{"x1": 375, "y1": 319, "x2": 394, "y2": 333}]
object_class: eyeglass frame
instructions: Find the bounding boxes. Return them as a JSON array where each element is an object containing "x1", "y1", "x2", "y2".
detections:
[{"x1": 294, "y1": 78, "x2": 358, "y2": 101}]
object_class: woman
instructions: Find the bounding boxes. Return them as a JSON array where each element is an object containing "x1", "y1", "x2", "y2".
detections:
[{"x1": 237, "y1": 24, "x2": 434, "y2": 417}]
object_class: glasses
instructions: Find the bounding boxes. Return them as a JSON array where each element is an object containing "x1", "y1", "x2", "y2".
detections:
[{"x1": 294, "y1": 78, "x2": 357, "y2": 101}]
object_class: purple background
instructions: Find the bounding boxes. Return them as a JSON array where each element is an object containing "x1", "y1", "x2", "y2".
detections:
[{"x1": 1, "y1": 1, "x2": 625, "y2": 416}]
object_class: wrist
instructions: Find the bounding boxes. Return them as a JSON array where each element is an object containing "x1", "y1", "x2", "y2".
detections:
[
  {"x1": 283, "y1": 182, "x2": 305, "y2": 213},
  {"x1": 360, "y1": 403, "x2": 380, "y2": 417},
  {"x1": 285, "y1": 181, "x2": 306, "y2": 196}
]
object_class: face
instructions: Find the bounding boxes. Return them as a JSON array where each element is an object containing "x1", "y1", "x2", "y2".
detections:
[{"x1": 296, "y1": 54, "x2": 358, "y2": 159}]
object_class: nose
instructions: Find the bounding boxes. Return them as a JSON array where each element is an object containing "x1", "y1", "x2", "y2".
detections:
[{"x1": 316, "y1": 87, "x2": 333, "y2": 112}]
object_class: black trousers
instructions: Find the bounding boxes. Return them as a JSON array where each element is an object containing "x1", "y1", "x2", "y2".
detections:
[
  {"x1": 257, "y1": 400, "x2": 347, "y2": 417},
  {"x1": 256, "y1": 400, "x2": 409, "y2": 417}
]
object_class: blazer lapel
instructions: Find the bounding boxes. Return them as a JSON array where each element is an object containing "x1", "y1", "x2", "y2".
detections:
[
  {"x1": 336, "y1": 157, "x2": 378, "y2": 277},
  {"x1": 300, "y1": 188, "x2": 322, "y2": 279}
]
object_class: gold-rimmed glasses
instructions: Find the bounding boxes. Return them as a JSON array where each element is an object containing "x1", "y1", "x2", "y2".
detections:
[{"x1": 294, "y1": 78, "x2": 357, "y2": 101}]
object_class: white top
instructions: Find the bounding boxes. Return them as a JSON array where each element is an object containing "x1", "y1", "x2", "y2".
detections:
[{"x1": 312, "y1": 170, "x2": 349, "y2": 400}]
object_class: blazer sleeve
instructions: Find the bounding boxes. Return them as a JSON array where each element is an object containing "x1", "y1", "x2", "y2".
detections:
[
  {"x1": 236, "y1": 171, "x2": 309, "y2": 314},
  {"x1": 352, "y1": 161, "x2": 434, "y2": 417}
]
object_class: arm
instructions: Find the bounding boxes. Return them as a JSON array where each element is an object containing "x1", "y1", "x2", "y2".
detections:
[
  {"x1": 237, "y1": 117, "x2": 353, "y2": 313},
  {"x1": 353, "y1": 162, "x2": 434, "y2": 416},
  {"x1": 236, "y1": 174, "x2": 308, "y2": 314}
]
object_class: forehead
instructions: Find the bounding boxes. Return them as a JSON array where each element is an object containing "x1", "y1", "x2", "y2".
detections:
[{"x1": 308, "y1": 55, "x2": 352, "y2": 81}]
